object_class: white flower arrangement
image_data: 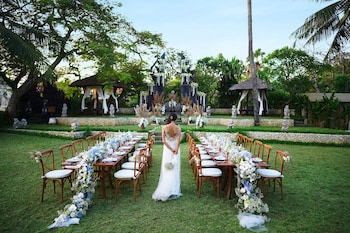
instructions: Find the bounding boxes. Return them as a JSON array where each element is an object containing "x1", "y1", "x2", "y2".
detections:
[
  {"x1": 195, "y1": 115, "x2": 207, "y2": 128},
  {"x1": 150, "y1": 115, "x2": 160, "y2": 125},
  {"x1": 30, "y1": 151, "x2": 42, "y2": 163},
  {"x1": 204, "y1": 133, "x2": 268, "y2": 217},
  {"x1": 234, "y1": 157, "x2": 269, "y2": 216},
  {"x1": 164, "y1": 162, "x2": 174, "y2": 170},
  {"x1": 71, "y1": 119, "x2": 79, "y2": 132},
  {"x1": 138, "y1": 117, "x2": 149, "y2": 128},
  {"x1": 164, "y1": 156, "x2": 177, "y2": 170},
  {"x1": 48, "y1": 132, "x2": 137, "y2": 228}
]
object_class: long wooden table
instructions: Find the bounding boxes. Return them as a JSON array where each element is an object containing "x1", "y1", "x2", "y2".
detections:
[
  {"x1": 62, "y1": 139, "x2": 141, "y2": 199},
  {"x1": 198, "y1": 139, "x2": 269, "y2": 199}
]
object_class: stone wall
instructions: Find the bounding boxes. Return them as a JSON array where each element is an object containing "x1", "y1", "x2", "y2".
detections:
[
  {"x1": 193, "y1": 131, "x2": 350, "y2": 145},
  {"x1": 57, "y1": 116, "x2": 294, "y2": 128}
]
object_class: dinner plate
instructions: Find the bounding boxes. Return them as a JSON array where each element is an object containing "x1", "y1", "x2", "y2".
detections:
[
  {"x1": 215, "y1": 156, "x2": 226, "y2": 161},
  {"x1": 252, "y1": 158, "x2": 263, "y2": 162},
  {"x1": 66, "y1": 157, "x2": 81, "y2": 163},
  {"x1": 113, "y1": 151, "x2": 125, "y2": 156},
  {"x1": 102, "y1": 158, "x2": 118, "y2": 163}
]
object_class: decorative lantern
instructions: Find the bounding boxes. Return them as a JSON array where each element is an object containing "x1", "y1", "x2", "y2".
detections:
[{"x1": 36, "y1": 82, "x2": 44, "y2": 97}]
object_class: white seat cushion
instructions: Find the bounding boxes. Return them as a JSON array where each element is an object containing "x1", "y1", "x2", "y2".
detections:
[
  {"x1": 201, "y1": 160, "x2": 217, "y2": 167},
  {"x1": 200, "y1": 154, "x2": 212, "y2": 160},
  {"x1": 45, "y1": 169, "x2": 72, "y2": 179},
  {"x1": 200, "y1": 168, "x2": 222, "y2": 177},
  {"x1": 137, "y1": 143, "x2": 147, "y2": 148},
  {"x1": 121, "y1": 162, "x2": 139, "y2": 170},
  {"x1": 257, "y1": 169, "x2": 283, "y2": 178},
  {"x1": 114, "y1": 169, "x2": 140, "y2": 179}
]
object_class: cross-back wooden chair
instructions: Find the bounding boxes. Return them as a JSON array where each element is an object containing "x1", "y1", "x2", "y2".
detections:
[
  {"x1": 244, "y1": 137, "x2": 254, "y2": 152},
  {"x1": 252, "y1": 140, "x2": 263, "y2": 158},
  {"x1": 38, "y1": 149, "x2": 73, "y2": 202},
  {"x1": 257, "y1": 150, "x2": 288, "y2": 200},
  {"x1": 114, "y1": 147, "x2": 146, "y2": 202},
  {"x1": 72, "y1": 139, "x2": 85, "y2": 155},
  {"x1": 121, "y1": 146, "x2": 148, "y2": 182},
  {"x1": 261, "y1": 144, "x2": 273, "y2": 164},
  {"x1": 86, "y1": 134, "x2": 99, "y2": 149},
  {"x1": 59, "y1": 143, "x2": 75, "y2": 162},
  {"x1": 194, "y1": 149, "x2": 222, "y2": 199},
  {"x1": 235, "y1": 133, "x2": 244, "y2": 146}
]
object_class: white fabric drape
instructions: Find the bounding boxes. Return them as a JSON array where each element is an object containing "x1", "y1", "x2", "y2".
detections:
[
  {"x1": 257, "y1": 91, "x2": 263, "y2": 115},
  {"x1": 81, "y1": 87, "x2": 92, "y2": 111},
  {"x1": 237, "y1": 90, "x2": 249, "y2": 115},
  {"x1": 95, "y1": 86, "x2": 108, "y2": 114}
]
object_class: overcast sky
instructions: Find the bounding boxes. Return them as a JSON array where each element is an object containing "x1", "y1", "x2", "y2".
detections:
[{"x1": 118, "y1": 0, "x2": 333, "y2": 62}]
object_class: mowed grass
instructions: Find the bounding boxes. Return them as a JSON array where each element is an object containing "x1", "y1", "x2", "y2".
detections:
[{"x1": 0, "y1": 131, "x2": 350, "y2": 233}]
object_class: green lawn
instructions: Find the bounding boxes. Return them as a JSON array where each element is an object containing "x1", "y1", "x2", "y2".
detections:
[{"x1": 0, "y1": 131, "x2": 349, "y2": 233}]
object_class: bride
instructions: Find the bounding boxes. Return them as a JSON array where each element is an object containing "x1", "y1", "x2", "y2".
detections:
[{"x1": 152, "y1": 113, "x2": 182, "y2": 201}]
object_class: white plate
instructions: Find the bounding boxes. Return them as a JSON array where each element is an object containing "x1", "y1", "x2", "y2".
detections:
[
  {"x1": 113, "y1": 151, "x2": 126, "y2": 156},
  {"x1": 66, "y1": 157, "x2": 81, "y2": 163},
  {"x1": 252, "y1": 158, "x2": 263, "y2": 162},
  {"x1": 102, "y1": 158, "x2": 118, "y2": 163},
  {"x1": 215, "y1": 156, "x2": 226, "y2": 161}
]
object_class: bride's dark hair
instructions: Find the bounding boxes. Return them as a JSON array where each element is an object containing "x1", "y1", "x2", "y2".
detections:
[{"x1": 166, "y1": 113, "x2": 177, "y2": 124}]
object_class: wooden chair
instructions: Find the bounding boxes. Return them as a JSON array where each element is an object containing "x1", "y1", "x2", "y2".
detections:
[
  {"x1": 59, "y1": 143, "x2": 74, "y2": 162},
  {"x1": 86, "y1": 134, "x2": 98, "y2": 148},
  {"x1": 195, "y1": 149, "x2": 222, "y2": 198},
  {"x1": 244, "y1": 137, "x2": 254, "y2": 152},
  {"x1": 98, "y1": 131, "x2": 106, "y2": 142},
  {"x1": 38, "y1": 149, "x2": 73, "y2": 202},
  {"x1": 261, "y1": 144, "x2": 273, "y2": 164},
  {"x1": 235, "y1": 133, "x2": 244, "y2": 146},
  {"x1": 121, "y1": 146, "x2": 148, "y2": 182},
  {"x1": 258, "y1": 150, "x2": 288, "y2": 200},
  {"x1": 114, "y1": 148, "x2": 146, "y2": 202},
  {"x1": 252, "y1": 140, "x2": 263, "y2": 158},
  {"x1": 72, "y1": 139, "x2": 85, "y2": 155}
]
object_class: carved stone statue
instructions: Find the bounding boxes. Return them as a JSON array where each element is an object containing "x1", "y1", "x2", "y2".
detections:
[
  {"x1": 284, "y1": 105, "x2": 290, "y2": 119},
  {"x1": 61, "y1": 103, "x2": 68, "y2": 117},
  {"x1": 231, "y1": 105, "x2": 237, "y2": 119},
  {"x1": 109, "y1": 104, "x2": 115, "y2": 117}
]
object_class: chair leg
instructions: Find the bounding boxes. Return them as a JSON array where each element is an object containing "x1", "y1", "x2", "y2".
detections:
[
  {"x1": 133, "y1": 180, "x2": 137, "y2": 202},
  {"x1": 41, "y1": 179, "x2": 46, "y2": 202},
  {"x1": 216, "y1": 178, "x2": 220, "y2": 198},
  {"x1": 115, "y1": 180, "x2": 119, "y2": 200},
  {"x1": 60, "y1": 180, "x2": 64, "y2": 202},
  {"x1": 198, "y1": 177, "x2": 202, "y2": 198},
  {"x1": 279, "y1": 179, "x2": 284, "y2": 200}
]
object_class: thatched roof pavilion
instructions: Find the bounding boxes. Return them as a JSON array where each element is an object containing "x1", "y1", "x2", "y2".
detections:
[
  {"x1": 229, "y1": 77, "x2": 269, "y2": 115},
  {"x1": 71, "y1": 75, "x2": 126, "y2": 114}
]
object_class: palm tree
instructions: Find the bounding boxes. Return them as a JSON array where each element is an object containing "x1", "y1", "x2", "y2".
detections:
[
  {"x1": 247, "y1": 0, "x2": 260, "y2": 126},
  {"x1": 292, "y1": 0, "x2": 350, "y2": 61}
]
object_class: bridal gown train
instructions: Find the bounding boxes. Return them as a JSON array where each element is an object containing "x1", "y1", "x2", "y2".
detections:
[{"x1": 152, "y1": 133, "x2": 182, "y2": 201}]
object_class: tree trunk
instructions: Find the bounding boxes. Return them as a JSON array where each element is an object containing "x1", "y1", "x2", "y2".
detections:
[
  {"x1": 247, "y1": 0, "x2": 260, "y2": 126},
  {"x1": 6, "y1": 78, "x2": 37, "y2": 121}
]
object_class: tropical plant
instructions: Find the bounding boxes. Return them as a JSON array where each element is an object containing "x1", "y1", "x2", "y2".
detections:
[
  {"x1": 194, "y1": 54, "x2": 244, "y2": 108},
  {"x1": 292, "y1": 0, "x2": 350, "y2": 61}
]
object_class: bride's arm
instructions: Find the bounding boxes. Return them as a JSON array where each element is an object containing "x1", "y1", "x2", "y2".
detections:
[
  {"x1": 162, "y1": 126, "x2": 176, "y2": 153},
  {"x1": 173, "y1": 127, "x2": 181, "y2": 155}
]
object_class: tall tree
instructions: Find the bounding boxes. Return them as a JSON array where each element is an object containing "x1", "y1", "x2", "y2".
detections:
[
  {"x1": 194, "y1": 54, "x2": 244, "y2": 107},
  {"x1": 0, "y1": 0, "x2": 163, "y2": 119},
  {"x1": 247, "y1": 0, "x2": 260, "y2": 126},
  {"x1": 292, "y1": 0, "x2": 350, "y2": 61}
]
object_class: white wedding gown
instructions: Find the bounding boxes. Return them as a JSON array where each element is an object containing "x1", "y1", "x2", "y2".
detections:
[{"x1": 152, "y1": 133, "x2": 182, "y2": 201}]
